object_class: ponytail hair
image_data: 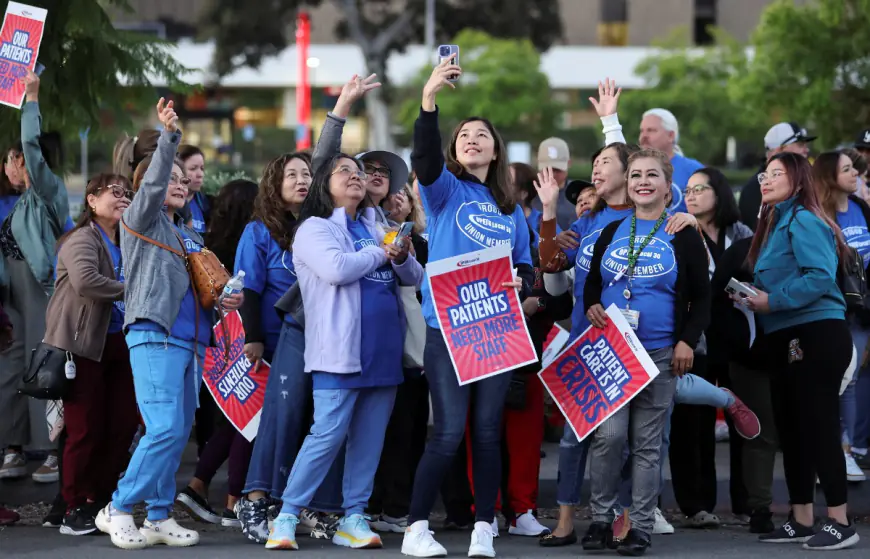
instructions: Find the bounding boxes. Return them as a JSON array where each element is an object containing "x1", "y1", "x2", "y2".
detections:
[{"x1": 113, "y1": 130, "x2": 160, "y2": 180}]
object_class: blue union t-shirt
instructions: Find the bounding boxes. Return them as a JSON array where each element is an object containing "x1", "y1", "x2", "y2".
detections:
[
  {"x1": 838, "y1": 199, "x2": 870, "y2": 267},
  {"x1": 312, "y1": 216, "x2": 403, "y2": 390},
  {"x1": 599, "y1": 216, "x2": 678, "y2": 351},
  {"x1": 564, "y1": 206, "x2": 633, "y2": 341},
  {"x1": 96, "y1": 224, "x2": 125, "y2": 334}
]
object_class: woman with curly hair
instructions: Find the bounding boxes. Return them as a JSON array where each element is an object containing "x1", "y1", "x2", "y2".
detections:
[
  {"x1": 175, "y1": 178, "x2": 259, "y2": 527},
  {"x1": 234, "y1": 152, "x2": 345, "y2": 544}
]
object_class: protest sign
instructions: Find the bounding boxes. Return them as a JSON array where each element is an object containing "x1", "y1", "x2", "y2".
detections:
[
  {"x1": 427, "y1": 244, "x2": 537, "y2": 385},
  {"x1": 538, "y1": 304, "x2": 660, "y2": 442},
  {"x1": 541, "y1": 323, "x2": 570, "y2": 368},
  {"x1": 203, "y1": 311, "x2": 270, "y2": 441},
  {"x1": 0, "y1": 2, "x2": 47, "y2": 108}
]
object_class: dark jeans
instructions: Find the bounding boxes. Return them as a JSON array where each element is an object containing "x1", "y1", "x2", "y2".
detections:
[
  {"x1": 768, "y1": 319, "x2": 851, "y2": 507},
  {"x1": 368, "y1": 370, "x2": 430, "y2": 518},
  {"x1": 729, "y1": 361, "x2": 778, "y2": 512},
  {"x1": 408, "y1": 327, "x2": 512, "y2": 524},
  {"x1": 669, "y1": 354, "x2": 718, "y2": 517},
  {"x1": 194, "y1": 423, "x2": 254, "y2": 498}
]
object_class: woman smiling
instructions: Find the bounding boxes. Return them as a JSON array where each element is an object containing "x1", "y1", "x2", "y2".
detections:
[{"x1": 582, "y1": 148, "x2": 710, "y2": 556}]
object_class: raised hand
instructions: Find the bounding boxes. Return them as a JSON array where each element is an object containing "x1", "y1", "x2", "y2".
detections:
[
  {"x1": 589, "y1": 78, "x2": 621, "y2": 118},
  {"x1": 23, "y1": 69, "x2": 39, "y2": 102},
  {"x1": 334, "y1": 73, "x2": 382, "y2": 118},
  {"x1": 156, "y1": 98, "x2": 178, "y2": 133},
  {"x1": 422, "y1": 56, "x2": 461, "y2": 111},
  {"x1": 534, "y1": 167, "x2": 561, "y2": 211}
]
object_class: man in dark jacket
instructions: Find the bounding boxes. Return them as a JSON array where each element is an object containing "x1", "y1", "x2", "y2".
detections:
[{"x1": 739, "y1": 122, "x2": 816, "y2": 230}]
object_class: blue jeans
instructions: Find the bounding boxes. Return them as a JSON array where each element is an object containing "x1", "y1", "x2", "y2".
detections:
[
  {"x1": 556, "y1": 425, "x2": 590, "y2": 506},
  {"x1": 856, "y1": 365, "x2": 870, "y2": 451},
  {"x1": 408, "y1": 327, "x2": 513, "y2": 524},
  {"x1": 112, "y1": 341, "x2": 198, "y2": 521},
  {"x1": 243, "y1": 322, "x2": 343, "y2": 512},
  {"x1": 842, "y1": 323, "x2": 870, "y2": 447},
  {"x1": 280, "y1": 385, "x2": 397, "y2": 517}
]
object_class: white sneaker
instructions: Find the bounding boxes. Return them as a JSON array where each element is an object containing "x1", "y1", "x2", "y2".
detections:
[
  {"x1": 140, "y1": 517, "x2": 200, "y2": 547},
  {"x1": 401, "y1": 520, "x2": 447, "y2": 557},
  {"x1": 653, "y1": 508, "x2": 675, "y2": 535},
  {"x1": 371, "y1": 514, "x2": 409, "y2": 533},
  {"x1": 95, "y1": 505, "x2": 147, "y2": 550},
  {"x1": 845, "y1": 452, "x2": 866, "y2": 482},
  {"x1": 508, "y1": 510, "x2": 550, "y2": 536},
  {"x1": 491, "y1": 519, "x2": 499, "y2": 538},
  {"x1": 468, "y1": 521, "x2": 496, "y2": 558}
]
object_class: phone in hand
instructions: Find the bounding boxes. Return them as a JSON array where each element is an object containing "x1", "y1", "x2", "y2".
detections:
[
  {"x1": 725, "y1": 278, "x2": 758, "y2": 299},
  {"x1": 34, "y1": 62, "x2": 45, "y2": 76},
  {"x1": 393, "y1": 221, "x2": 414, "y2": 246},
  {"x1": 438, "y1": 44, "x2": 460, "y2": 82}
]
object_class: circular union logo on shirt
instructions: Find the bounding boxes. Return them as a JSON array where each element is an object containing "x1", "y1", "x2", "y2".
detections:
[
  {"x1": 602, "y1": 235, "x2": 676, "y2": 279},
  {"x1": 669, "y1": 183, "x2": 683, "y2": 211},
  {"x1": 575, "y1": 228, "x2": 605, "y2": 273},
  {"x1": 455, "y1": 201, "x2": 514, "y2": 248},
  {"x1": 354, "y1": 239, "x2": 394, "y2": 283}
]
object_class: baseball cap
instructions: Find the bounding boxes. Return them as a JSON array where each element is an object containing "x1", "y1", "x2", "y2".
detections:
[
  {"x1": 356, "y1": 150, "x2": 409, "y2": 195},
  {"x1": 537, "y1": 138, "x2": 570, "y2": 171},
  {"x1": 763, "y1": 122, "x2": 817, "y2": 150},
  {"x1": 855, "y1": 128, "x2": 870, "y2": 150},
  {"x1": 565, "y1": 179, "x2": 595, "y2": 205}
]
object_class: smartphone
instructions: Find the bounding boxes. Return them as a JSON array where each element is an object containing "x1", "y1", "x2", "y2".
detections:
[
  {"x1": 34, "y1": 62, "x2": 45, "y2": 76},
  {"x1": 393, "y1": 221, "x2": 414, "y2": 246},
  {"x1": 438, "y1": 44, "x2": 460, "y2": 82},
  {"x1": 725, "y1": 278, "x2": 757, "y2": 299}
]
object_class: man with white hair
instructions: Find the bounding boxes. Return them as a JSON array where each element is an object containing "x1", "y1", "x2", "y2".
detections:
[
  {"x1": 738, "y1": 122, "x2": 816, "y2": 230},
  {"x1": 639, "y1": 108, "x2": 704, "y2": 213}
]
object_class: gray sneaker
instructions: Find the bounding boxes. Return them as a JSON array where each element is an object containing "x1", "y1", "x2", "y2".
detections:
[{"x1": 0, "y1": 451, "x2": 26, "y2": 479}]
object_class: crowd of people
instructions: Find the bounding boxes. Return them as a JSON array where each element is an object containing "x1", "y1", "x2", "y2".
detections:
[{"x1": 0, "y1": 58, "x2": 867, "y2": 556}]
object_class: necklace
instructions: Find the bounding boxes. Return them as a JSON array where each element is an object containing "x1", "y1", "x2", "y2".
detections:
[{"x1": 622, "y1": 209, "x2": 668, "y2": 300}]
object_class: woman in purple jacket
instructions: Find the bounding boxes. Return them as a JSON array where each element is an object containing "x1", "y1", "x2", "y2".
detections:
[{"x1": 264, "y1": 153, "x2": 423, "y2": 551}]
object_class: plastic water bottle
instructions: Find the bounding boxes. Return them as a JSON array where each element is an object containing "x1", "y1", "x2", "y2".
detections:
[{"x1": 221, "y1": 270, "x2": 245, "y2": 302}]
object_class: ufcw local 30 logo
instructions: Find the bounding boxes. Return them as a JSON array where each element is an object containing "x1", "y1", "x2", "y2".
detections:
[
  {"x1": 455, "y1": 201, "x2": 514, "y2": 248},
  {"x1": 603, "y1": 235, "x2": 676, "y2": 279}
]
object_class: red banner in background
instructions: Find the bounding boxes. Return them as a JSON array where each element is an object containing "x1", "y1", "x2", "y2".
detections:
[
  {"x1": 538, "y1": 304, "x2": 660, "y2": 442},
  {"x1": 203, "y1": 311, "x2": 270, "y2": 441},
  {"x1": 427, "y1": 245, "x2": 537, "y2": 385},
  {"x1": 0, "y1": 2, "x2": 46, "y2": 108}
]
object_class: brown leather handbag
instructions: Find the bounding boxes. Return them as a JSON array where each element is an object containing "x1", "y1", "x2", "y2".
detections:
[{"x1": 121, "y1": 219, "x2": 230, "y2": 309}]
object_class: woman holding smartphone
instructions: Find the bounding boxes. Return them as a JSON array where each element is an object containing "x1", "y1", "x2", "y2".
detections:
[{"x1": 581, "y1": 148, "x2": 710, "y2": 556}]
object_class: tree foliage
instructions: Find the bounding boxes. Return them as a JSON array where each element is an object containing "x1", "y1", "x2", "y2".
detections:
[
  {"x1": 0, "y1": 0, "x2": 189, "y2": 153},
  {"x1": 616, "y1": 27, "x2": 768, "y2": 166},
  {"x1": 732, "y1": 0, "x2": 870, "y2": 148},
  {"x1": 397, "y1": 30, "x2": 560, "y2": 142}
]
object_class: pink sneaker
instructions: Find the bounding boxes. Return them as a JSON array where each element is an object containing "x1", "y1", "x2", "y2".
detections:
[{"x1": 722, "y1": 388, "x2": 761, "y2": 440}]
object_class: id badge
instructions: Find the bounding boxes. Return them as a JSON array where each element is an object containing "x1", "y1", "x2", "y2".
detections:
[{"x1": 621, "y1": 308, "x2": 640, "y2": 330}]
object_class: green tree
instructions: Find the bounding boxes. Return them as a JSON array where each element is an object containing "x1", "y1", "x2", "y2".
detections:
[
  {"x1": 617, "y1": 27, "x2": 767, "y2": 166},
  {"x1": 0, "y1": 0, "x2": 188, "y2": 153},
  {"x1": 201, "y1": 0, "x2": 563, "y2": 149},
  {"x1": 396, "y1": 29, "x2": 560, "y2": 143},
  {"x1": 732, "y1": 0, "x2": 870, "y2": 148}
]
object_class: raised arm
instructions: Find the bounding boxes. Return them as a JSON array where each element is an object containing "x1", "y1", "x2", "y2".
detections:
[
  {"x1": 123, "y1": 99, "x2": 180, "y2": 232},
  {"x1": 590, "y1": 78, "x2": 626, "y2": 145},
  {"x1": 293, "y1": 219, "x2": 387, "y2": 286},
  {"x1": 20, "y1": 71, "x2": 68, "y2": 223},
  {"x1": 312, "y1": 74, "x2": 381, "y2": 175}
]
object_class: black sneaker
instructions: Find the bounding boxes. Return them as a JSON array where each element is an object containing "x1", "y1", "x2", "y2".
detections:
[
  {"x1": 175, "y1": 486, "x2": 221, "y2": 524},
  {"x1": 443, "y1": 516, "x2": 472, "y2": 531},
  {"x1": 616, "y1": 528, "x2": 652, "y2": 557},
  {"x1": 750, "y1": 508, "x2": 775, "y2": 534},
  {"x1": 581, "y1": 521, "x2": 611, "y2": 551},
  {"x1": 759, "y1": 516, "x2": 815, "y2": 543},
  {"x1": 221, "y1": 507, "x2": 241, "y2": 528},
  {"x1": 802, "y1": 519, "x2": 860, "y2": 551},
  {"x1": 855, "y1": 452, "x2": 870, "y2": 470},
  {"x1": 237, "y1": 497, "x2": 270, "y2": 544},
  {"x1": 59, "y1": 506, "x2": 97, "y2": 536},
  {"x1": 41, "y1": 494, "x2": 65, "y2": 528}
]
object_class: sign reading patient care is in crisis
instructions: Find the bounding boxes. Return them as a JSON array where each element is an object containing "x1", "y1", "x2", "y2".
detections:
[{"x1": 427, "y1": 245, "x2": 537, "y2": 385}]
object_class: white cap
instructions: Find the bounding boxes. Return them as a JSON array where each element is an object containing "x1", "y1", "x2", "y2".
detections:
[{"x1": 763, "y1": 122, "x2": 817, "y2": 150}]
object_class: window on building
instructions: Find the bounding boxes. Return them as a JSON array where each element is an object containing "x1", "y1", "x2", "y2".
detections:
[{"x1": 694, "y1": 0, "x2": 717, "y2": 45}]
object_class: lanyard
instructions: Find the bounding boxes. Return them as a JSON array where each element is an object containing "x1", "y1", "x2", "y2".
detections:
[{"x1": 612, "y1": 210, "x2": 667, "y2": 303}]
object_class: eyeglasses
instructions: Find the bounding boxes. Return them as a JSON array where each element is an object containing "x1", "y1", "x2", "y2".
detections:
[
  {"x1": 332, "y1": 166, "x2": 367, "y2": 180},
  {"x1": 170, "y1": 174, "x2": 191, "y2": 186},
  {"x1": 364, "y1": 164, "x2": 391, "y2": 179},
  {"x1": 757, "y1": 170, "x2": 786, "y2": 184},
  {"x1": 683, "y1": 184, "x2": 713, "y2": 197},
  {"x1": 100, "y1": 183, "x2": 134, "y2": 200}
]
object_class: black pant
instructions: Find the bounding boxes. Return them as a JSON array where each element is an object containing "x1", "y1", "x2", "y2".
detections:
[
  {"x1": 195, "y1": 385, "x2": 218, "y2": 457},
  {"x1": 768, "y1": 319, "x2": 851, "y2": 507},
  {"x1": 669, "y1": 354, "x2": 718, "y2": 517},
  {"x1": 368, "y1": 371, "x2": 430, "y2": 518}
]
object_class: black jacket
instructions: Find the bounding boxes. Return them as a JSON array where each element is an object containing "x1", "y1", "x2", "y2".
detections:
[
  {"x1": 584, "y1": 218, "x2": 711, "y2": 350},
  {"x1": 738, "y1": 166, "x2": 764, "y2": 231},
  {"x1": 709, "y1": 237, "x2": 760, "y2": 367}
]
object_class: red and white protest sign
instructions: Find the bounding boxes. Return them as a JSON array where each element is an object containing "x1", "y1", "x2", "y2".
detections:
[
  {"x1": 203, "y1": 311, "x2": 270, "y2": 441},
  {"x1": 0, "y1": 2, "x2": 47, "y2": 108},
  {"x1": 427, "y1": 245, "x2": 537, "y2": 385},
  {"x1": 538, "y1": 304, "x2": 659, "y2": 442},
  {"x1": 541, "y1": 323, "x2": 570, "y2": 368}
]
